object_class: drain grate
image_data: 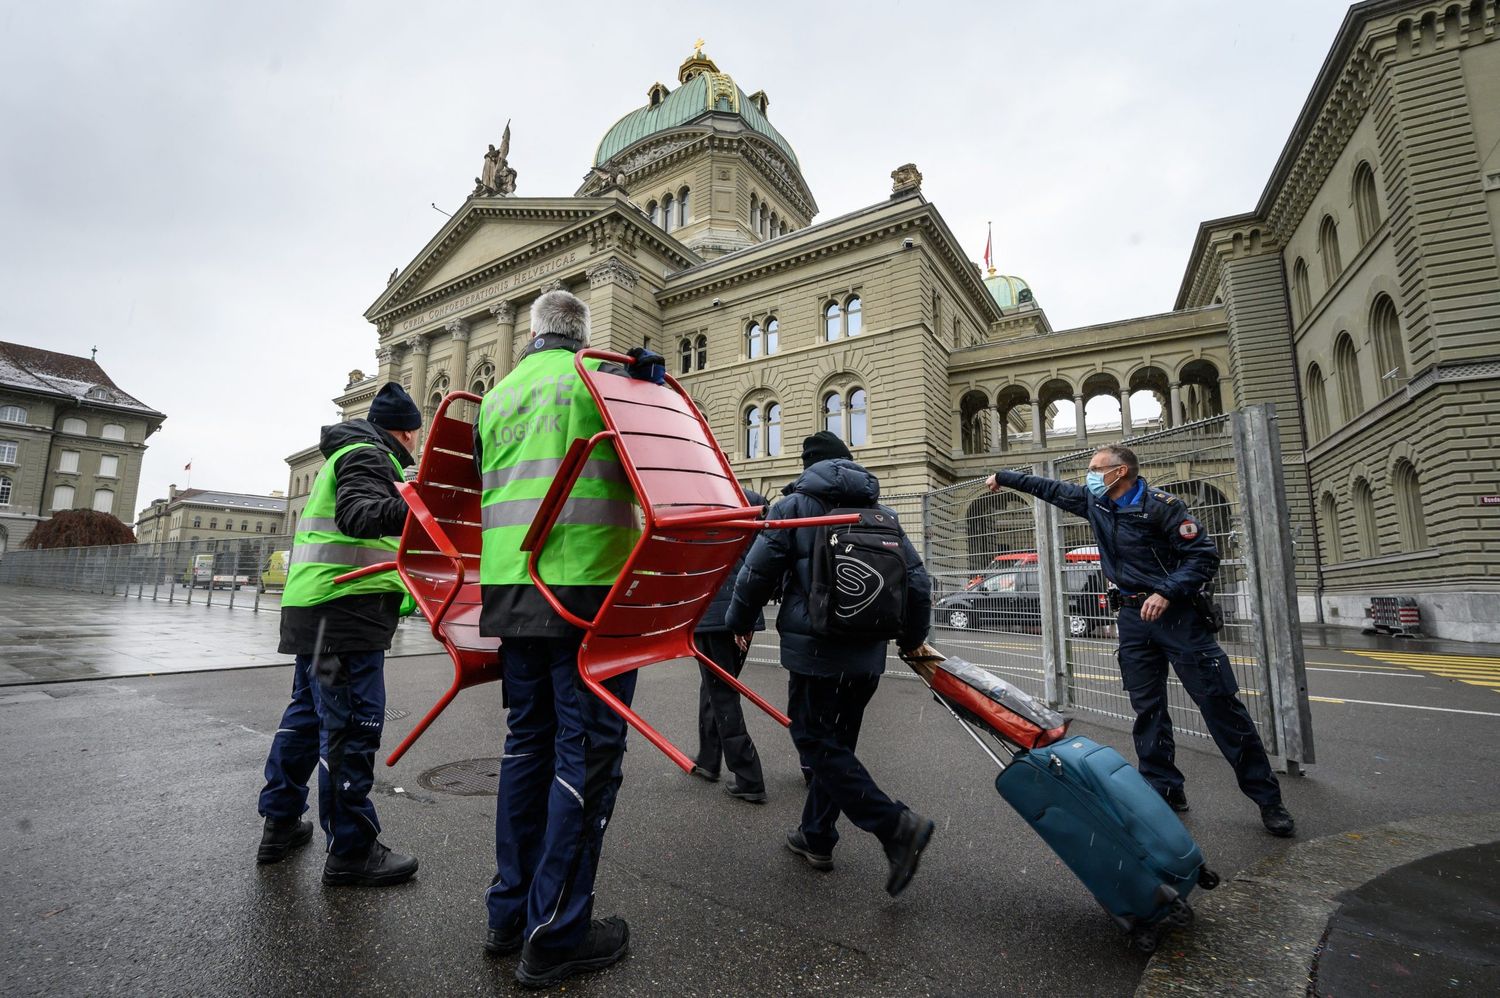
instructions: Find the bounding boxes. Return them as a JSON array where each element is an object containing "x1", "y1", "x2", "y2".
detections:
[
  {"x1": 419, "y1": 757, "x2": 501, "y2": 796},
  {"x1": 384, "y1": 707, "x2": 411, "y2": 721}
]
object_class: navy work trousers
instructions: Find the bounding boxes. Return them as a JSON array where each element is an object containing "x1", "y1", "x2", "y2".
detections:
[
  {"x1": 487, "y1": 634, "x2": 636, "y2": 952},
  {"x1": 692, "y1": 631, "x2": 765, "y2": 792},
  {"x1": 1117, "y1": 604, "x2": 1280, "y2": 806},
  {"x1": 787, "y1": 671, "x2": 906, "y2": 855},
  {"x1": 258, "y1": 650, "x2": 386, "y2": 856}
]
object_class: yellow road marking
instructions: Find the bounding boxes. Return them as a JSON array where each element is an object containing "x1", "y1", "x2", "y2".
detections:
[{"x1": 1342, "y1": 650, "x2": 1500, "y2": 692}]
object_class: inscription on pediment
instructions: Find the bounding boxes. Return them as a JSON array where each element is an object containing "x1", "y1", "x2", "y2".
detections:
[{"x1": 394, "y1": 250, "x2": 580, "y2": 333}]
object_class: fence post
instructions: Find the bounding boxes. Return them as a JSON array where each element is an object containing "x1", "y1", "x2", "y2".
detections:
[
  {"x1": 1035, "y1": 460, "x2": 1070, "y2": 710},
  {"x1": 1234, "y1": 404, "x2": 1315, "y2": 772}
]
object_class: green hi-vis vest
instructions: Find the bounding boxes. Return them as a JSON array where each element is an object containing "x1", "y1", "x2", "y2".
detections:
[
  {"x1": 282, "y1": 442, "x2": 408, "y2": 608},
  {"x1": 478, "y1": 348, "x2": 638, "y2": 588}
]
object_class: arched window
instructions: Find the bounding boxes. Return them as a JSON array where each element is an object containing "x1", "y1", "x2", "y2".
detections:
[
  {"x1": 0, "y1": 439, "x2": 16, "y2": 464},
  {"x1": 0, "y1": 405, "x2": 25, "y2": 424},
  {"x1": 101, "y1": 423, "x2": 125, "y2": 441},
  {"x1": 679, "y1": 337, "x2": 693, "y2": 374},
  {"x1": 678, "y1": 187, "x2": 690, "y2": 227},
  {"x1": 746, "y1": 322, "x2": 764, "y2": 359},
  {"x1": 1334, "y1": 333, "x2": 1363, "y2": 422},
  {"x1": 845, "y1": 295, "x2": 863, "y2": 336},
  {"x1": 764, "y1": 317, "x2": 779, "y2": 355},
  {"x1": 824, "y1": 301, "x2": 842, "y2": 341},
  {"x1": 52, "y1": 484, "x2": 75, "y2": 511},
  {"x1": 1392, "y1": 460, "x2": 1426, "y2": 551},
  {"x1": 1319, "y1": 215, "x2": 1342, "y2": 285},
  {"x1": 749, "y1": 193, "x2": 758, "y2": 227},
  {"x1": 1352, "y1": 477, "x2": 1378, "y2": 558},
  {"x1": 255, "y1": 521, "x2": 264, "y2": 533},
  {"x1": 744, "y1": 406, "x2": 763, "y2": 459},
  {"x1": 766, "y1": 402, "x2": 782, "y2": 456},
  {"x1": 1292, "y1": 258, "x2": 1312, "y2": 321},
  {"x1": 648, "y1": 200, "x2": 659, "y2": 226},
  {"x1": 1320, "y1": 492, "x2": 1341, "y2": 565},
  {"x1": 209, "y1": 518, "x2": 217, "y2": 530},
  {"x1": 848, "y1": 388, "x2": 868, "y2": 446},
  {"x1": 769, "y1": 211, "x2": 778, "y2": 236},
  {"x1": 695, "y1": 334, "x2": 707, "y2": 370},
  {"x1": 1353, "y1": 162, "x2": 1380, "y2": 243},
  {"x1": 61, "y1": 417, "x2": 87, "y2": 435},
  {"x1": 471, "y1": 361, "x2": 496, "y2": 395},
  {"x1": 1306, "y1": 363, "x2": 1329, "y2": 441},
  {"x1": 192, "y1": 516, "x2": 201, "y2": 528},
  {"x1": 759, "y1": 203, "x2": 768, "y2": 236},
  {"x1": 1370, "y1": 294, "x2": 1406, "y2": 387},
  {"x1": 241, "y1": 520, "x2": 249, "y2": 532},
  {"x1": 0, "y1": 476, "x2": 11, "y2": 505},
  {"x1": 779, "y1": 221, "x2": 787, "y2": 236},
  {"x1": 92, "y1": 489, "x2": 114, "y2": 514},
  {"x1": 822, "y1": 392, "x2": 843, "y2": 437},
  {"x1": 661, "y1": 193, "x2": 674, "y2": 233}
]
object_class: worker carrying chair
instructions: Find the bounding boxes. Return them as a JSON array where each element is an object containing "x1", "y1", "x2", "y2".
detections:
[{"x1": 340, "y1": 357, "x2": 853, "y2": 771}]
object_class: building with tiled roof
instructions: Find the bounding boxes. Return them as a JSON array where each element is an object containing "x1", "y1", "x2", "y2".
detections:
[
  {"x1": 134, "y1": 486, "x2": 288, "y2": 545},
  {"x1": 0, "y1": 341, "x2": 165, "y2": 555}
]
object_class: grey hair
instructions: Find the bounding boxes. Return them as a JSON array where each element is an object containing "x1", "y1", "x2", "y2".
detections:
[
  {"x1": 530, "y1": 290, "x2": 590, "y2": 345},
  {"x1": 1094, "y1": 443, "x2": 1139, "y2": 476}
]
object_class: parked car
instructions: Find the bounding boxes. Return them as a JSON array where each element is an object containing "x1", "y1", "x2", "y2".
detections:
[
  {"x1": 259, "y1": 550, "x2": 290, "y2": 593},
  {"x1": 936, "y1": 564, "x2": 1110, "y2": 637}
]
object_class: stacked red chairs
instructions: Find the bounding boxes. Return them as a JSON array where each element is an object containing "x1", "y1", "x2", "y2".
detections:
[
  {"x1": 335, "y1": 391, "x2": 501, "y2": 765},
  {"x1": 521, "y1": 349, "x2": 856, "y2": 773}
]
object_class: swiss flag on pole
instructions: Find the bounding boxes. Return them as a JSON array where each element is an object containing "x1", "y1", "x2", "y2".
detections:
[
  {"x1": 184, "y1": 460, "x2": 192, "y2": 471},
  {"x1": 983, "y1": 222, "x2": 993, "y2": 272}
]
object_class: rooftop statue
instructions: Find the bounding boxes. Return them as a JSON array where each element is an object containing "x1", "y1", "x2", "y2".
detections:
[{"x1": 474, "y1": 121, "x2": 517, "y2": 196}]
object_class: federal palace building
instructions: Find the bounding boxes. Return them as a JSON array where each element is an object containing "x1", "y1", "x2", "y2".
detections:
[{"x1": 290, "y1": 1, "x2": 1500, "y2": 641}]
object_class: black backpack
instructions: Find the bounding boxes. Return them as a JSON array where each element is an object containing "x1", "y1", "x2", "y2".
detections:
[{"x1": 808, "y1": 506, "x2": 909, "y2": 640}]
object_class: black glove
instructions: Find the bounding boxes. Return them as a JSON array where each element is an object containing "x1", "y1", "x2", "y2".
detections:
[{"x1": 626, "y1": 346, "x2": 666, "y2": 385}]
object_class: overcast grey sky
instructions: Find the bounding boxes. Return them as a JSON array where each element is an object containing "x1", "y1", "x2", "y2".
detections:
[{"x1": 0, "y1": 0, "x2": 1356, "y2": 515}]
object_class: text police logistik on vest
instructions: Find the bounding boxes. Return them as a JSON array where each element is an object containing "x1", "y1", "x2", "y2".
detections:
[{"x1": 482, "y1": 373, "x2": 580, "y2": 442}]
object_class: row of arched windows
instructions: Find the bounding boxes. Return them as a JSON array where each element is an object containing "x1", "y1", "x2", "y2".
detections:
[
  {"x1": 1319, "y1": 460, "x2": 1426, "y2": 565},
  {"x1": 748, "y1": 193, "x2": 788, "y2": 238},
  {"x1": 741, "y1": 386, "x2": 870, "y2": 458},
  {"x1": 673, "y1": 295, "x2": 866, "y2": 374},
  {"x1": 1303, "y1": 293, "x2": 1405, "y2": 441},
  {"x1": 1290, "y1": 160, "x2": 1384, "y2": 323},
  {"x1": 679, "y1": 335, "x2": 708, "y2": 374},
  {"x1": 647, "y1": 187, "x2": 691, "y2": 232},
  {"x1": 188, "y1": 514, "x2": 270, "y2": 532},
  {"x1": 824, "y1": 295, "x2": 862, "y2": 340},
  {"x1": 746, "y1": 318, "x2": 779, "y2": 359}
]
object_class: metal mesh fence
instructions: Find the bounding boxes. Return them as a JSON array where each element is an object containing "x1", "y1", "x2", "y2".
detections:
[{"x1": 0, "y1": 534, "x2": 297, "y2": 612}]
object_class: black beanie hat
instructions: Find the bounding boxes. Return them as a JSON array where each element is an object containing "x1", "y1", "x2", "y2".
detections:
[
  {"x1": 801, "y1": 430, "x2": 853, "y2": 469},
  {"x1": 367, "y1": 382, "x2": 422, "y2": 431}
]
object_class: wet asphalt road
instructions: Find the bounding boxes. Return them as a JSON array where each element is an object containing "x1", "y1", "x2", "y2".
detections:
[{"x1": 3, "y1": 625, "x2": 1498, "y2": 997}]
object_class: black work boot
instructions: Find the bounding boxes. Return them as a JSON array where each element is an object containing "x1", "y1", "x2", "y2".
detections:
[
  {"x1": 725, "y1": 782, "x2": 767, "y2": 804},
  {"x1": 1161, "y1": 787, "x2": 1190, "y2": 813},
  {"x1": 1260, "y1": 802, "x2": 1296, "y2": 838},
  {"x1": 883, "y1": 809, "x2": 936, "y2": 898},
  {"x1": 785, "y1": 829, "x2": 834, "y2": 871},
  {"x1": 256, "y1": 816, "x2": 313, "y2": 865},
  {"x1": 514, "y1": 917, "x2": 629, "y2": 989},
  {"x1": 322, "y1": 840, "x2": 418, "y2": 886},
  {"x1": 484, "y1": 924, "x2": 523, "y2": 956}
]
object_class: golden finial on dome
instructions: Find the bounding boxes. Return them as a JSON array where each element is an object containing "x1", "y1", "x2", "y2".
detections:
[{"x1": 694, "y1": 37, "x2": 705, "y2": 57}]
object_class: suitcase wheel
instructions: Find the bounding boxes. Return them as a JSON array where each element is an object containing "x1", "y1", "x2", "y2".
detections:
[
  {"x1": 1130, "y1": 924, "x2": 1162, "y2": 954},
  {"x1": 1198, "y1": 867, "x2": 1220, "y2": 891},
  {"x1": 1163, "y1": 897, "x2": 1194, "y2": 929}
]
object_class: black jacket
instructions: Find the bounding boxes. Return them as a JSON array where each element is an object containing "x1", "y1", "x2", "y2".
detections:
[
  {"x1": 279, "y1": 420, "x2": 414, "y2": 655},
  {"x1": 695, "y1": 489, "x2": 768, "y2": 634},
  {"x1": 724, "y1": 460, "x2": 931, "y2": 677},
  {"x1": 991, "y1": 471, "x2": 1218, "y2": 601}
]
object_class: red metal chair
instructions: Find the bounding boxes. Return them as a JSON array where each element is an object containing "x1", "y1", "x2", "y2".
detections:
[
  {"x1": 520, "y1": 349, "x2": 856, "y2": 773},
  {"x1": 335, "y1": 391, "x2": 501, "y2": 765}
]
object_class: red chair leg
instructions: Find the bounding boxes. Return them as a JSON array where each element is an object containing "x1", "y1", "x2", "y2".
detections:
[
  {"x1": 691, "y1": 649, "x2": 791, "y2": 727},
  {"x1": 579, "y1": 672, "x2": 696, "y2": 774},
  {"x1": 385, "y1": 681, "x2": 460, "y2": 766}
]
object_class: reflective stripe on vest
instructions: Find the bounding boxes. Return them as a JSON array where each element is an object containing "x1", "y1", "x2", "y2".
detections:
[
  {"x1": 477, "y1": 349, "x2": 638, "y2": 588},
  {"x1": 281, "y1": 441, "x2": 408, "y2": 608}
]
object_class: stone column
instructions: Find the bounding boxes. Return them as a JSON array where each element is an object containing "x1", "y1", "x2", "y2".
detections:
[
  {"x1": 950, "y1": 408, "x2": 964, "y2": 454},
  {"x1": 490, "y1": 301, "x2": 517, "y2": 377},
  {"x1": 1074, "y1": 394, "x2": 1088, "y2": 443},
  {"x1": 585, "y1": 259, "x2": 644, "y2": 354},
  {"x1": 1031, "y1": 400, "x2": 1045, "y2": 448},
  {"x1": 405, "y1": 333, "x2": 430, "y2": 404},
  {"x1": 1217, "y1": 377, "x2": 1235, "y2": 414},
  {"x1": 375, "y1": 346, "x2": 396, "y2": 385},
  {"x1": 1119, "y1": 389, "x2": 1133, "y2": 436},
  {"x1": 445, "y1": 319, "x2": 470, "y2": 391},
  {"x1": 992, "y1": 408, "x2": 1007, "y2": 454},
  {"x1": 1168, "y1": 383, "x2": 1182, "y2": 428}
]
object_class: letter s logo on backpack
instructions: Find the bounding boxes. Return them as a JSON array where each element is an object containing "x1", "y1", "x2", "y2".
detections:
[{"x1": 810, "y1": 508, "x2": 909, "y2": 640}]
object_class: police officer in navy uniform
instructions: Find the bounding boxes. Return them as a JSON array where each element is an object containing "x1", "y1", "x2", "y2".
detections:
[{"x1": 987, "y1": 444, "x2": 1295, "y2": 837}]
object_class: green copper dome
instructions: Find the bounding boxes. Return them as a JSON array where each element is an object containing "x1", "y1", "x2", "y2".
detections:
[
  {"x1": 984, "y1": 272, "x2": 1032, "y2": 310},
  {"x1": 593, "y1": 53, "x2": 799, "y2": 168}
]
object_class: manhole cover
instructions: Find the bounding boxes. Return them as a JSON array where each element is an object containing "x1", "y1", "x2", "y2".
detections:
[
  {"x1": 419, "y1": 757, "x2": 501, "y2": 796},
  {"x1": 385, "y1": 707, "x2": 410, "y2": 721}
]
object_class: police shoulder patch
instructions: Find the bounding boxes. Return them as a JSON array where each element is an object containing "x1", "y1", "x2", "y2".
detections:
[
  {"x1": 1178, "y1": 519, "x2": 1200, "y2": 540},
  {"x1": 1153, "y1": 491, "x2": 1177, "y2": 505}
]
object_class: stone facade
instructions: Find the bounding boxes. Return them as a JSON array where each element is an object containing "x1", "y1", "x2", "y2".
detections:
[
  {"x1": 0, "y1": 342, "x2": 164, "y2": 555},
  {"x1": 298, "y1": 5, "x2": 1500, "y2": 640},
  {"x1": 135, "y1": 487, "x2": 288, "y2": 545}
]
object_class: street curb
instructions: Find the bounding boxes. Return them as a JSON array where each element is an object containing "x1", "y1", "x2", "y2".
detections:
[{"x1": 1136, "y1": 809, "x2": 1500, "y2": 996}]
